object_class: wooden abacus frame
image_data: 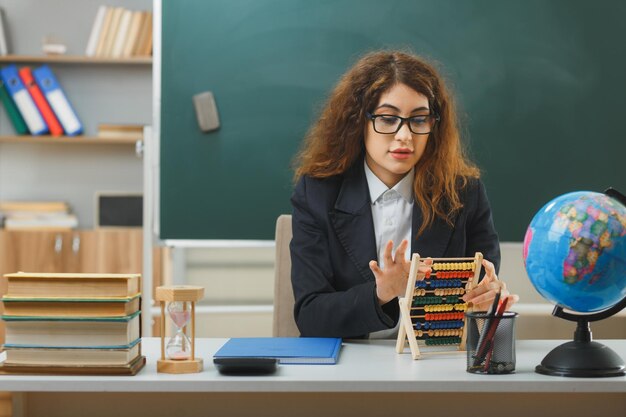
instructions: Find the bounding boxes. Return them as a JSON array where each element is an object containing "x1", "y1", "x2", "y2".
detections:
[{"x1": 396, "y1": 252, "x2": 483, "y2": 360}]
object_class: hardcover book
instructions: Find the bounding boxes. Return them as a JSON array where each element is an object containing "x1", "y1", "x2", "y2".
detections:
[
  {"x1": 0, "y1": 201, "x2": 69, "y2": 214},
  {"x1": 1, "y1": 294, "x2": 140, "y2": 317},
  {"x1": 4, "y1": 213, "x2": 78, "y2": 230},
  {"x1": 0, "y1": 354, "x2": 146, "y2": 376},
  {"x1": 2, "y1": 311, "x2": 141, "y2": 348},
  {"x1": 214, "y1": 337, "x2": 342, "y2": 364},
  {"x1": 0, "y1": 7, "x2": 9, "y2": 56},
  {"x1": 3, "y1": 272, "x2": 141, "y2": 298},
  {"x1": 85, "y1": 5, "x2": 107, "y2": 57},
  {"x1": 1, "y1": 339, "x2": 141, "y2": 366},
  {"x1": 97, "y1": 123, "x2": 143, "y2": 140}
]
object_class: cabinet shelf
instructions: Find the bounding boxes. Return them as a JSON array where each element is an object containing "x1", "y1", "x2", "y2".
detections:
[
  {"x1": 0, "y1": 55, "x2": 152, "y2": 65},
  {"x1": 0, "y1": 135, "x2": 141, "y2": 145}
]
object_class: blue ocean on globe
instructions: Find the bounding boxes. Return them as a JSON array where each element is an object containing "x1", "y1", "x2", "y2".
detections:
[{"x1": 523, "y1": 191, "x2": 626, "y2": 313}]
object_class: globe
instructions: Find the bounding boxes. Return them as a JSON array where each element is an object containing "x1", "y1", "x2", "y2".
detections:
[{"x1": 523, "y1": 191, "x2": 626, "y2": 313}]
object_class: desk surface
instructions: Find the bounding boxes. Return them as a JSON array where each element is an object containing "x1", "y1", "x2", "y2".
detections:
[{"x1": 0, "y1": 338, "x2": 625, "y2": 393}]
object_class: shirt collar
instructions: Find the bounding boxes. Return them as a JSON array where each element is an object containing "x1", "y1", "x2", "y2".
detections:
[{"x1": 364, "y1": 160, "x2": 414, "y2": 204}]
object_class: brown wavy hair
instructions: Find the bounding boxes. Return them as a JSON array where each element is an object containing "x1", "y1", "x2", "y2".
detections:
[{"x1": 293, "y1": 50, "x2": 480, "y2": 235}]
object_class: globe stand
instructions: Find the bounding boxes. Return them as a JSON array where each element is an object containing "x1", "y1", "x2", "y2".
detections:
[{"x1": 536, "y1": 296, "x2": 626, "y2": 377}]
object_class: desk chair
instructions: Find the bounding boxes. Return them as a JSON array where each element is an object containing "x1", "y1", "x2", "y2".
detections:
[{"x1": 273, "y1": 214, "x2": 300, "y2": 337}]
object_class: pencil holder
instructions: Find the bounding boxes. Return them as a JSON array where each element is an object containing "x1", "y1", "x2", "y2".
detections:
[{"x1": 465, "y1": 311, "x2": 518, "y2": 374}]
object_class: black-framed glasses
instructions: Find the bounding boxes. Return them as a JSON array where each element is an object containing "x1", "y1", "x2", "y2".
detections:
[{"x1": 366, "y1": 112, "x2": 440, "y2": 135}]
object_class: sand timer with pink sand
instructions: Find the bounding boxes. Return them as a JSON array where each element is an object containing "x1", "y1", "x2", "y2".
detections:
[
  {"x1": 155, "y1": 285, "x2": 204, "y2": 374},
  {"x1": 166, "y1": 301, "x2": 192, "y2": 360}
]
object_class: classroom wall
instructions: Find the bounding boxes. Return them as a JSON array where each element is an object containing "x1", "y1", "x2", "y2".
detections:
[{"x1": 184, "y1": 246, "x2": 274, "y2": 337}]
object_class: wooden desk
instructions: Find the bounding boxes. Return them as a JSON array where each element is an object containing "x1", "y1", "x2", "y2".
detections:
[{"x1": 1, "y1": 338, "x2": 625, "y2": 417}]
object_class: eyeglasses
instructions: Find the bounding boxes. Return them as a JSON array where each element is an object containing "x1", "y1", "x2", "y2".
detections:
[{"x1": 366, "y1": 112, "x2": 440, "y2": 135}]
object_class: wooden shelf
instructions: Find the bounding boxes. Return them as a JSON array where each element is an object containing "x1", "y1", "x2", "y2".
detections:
[
  {"x1": 0, "y1": 135, "x2": 141, "y2": 145},
  {"x1": 0, "y1": 55, "x2": 152, "y2": 65}
]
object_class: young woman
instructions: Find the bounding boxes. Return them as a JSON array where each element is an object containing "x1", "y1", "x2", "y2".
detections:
[{"x1": 290, "y1": 50, "x2": 517, "y2": 338}]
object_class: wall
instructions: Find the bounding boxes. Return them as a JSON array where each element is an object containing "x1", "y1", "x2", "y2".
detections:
[{"x1": 184, "y1": 246, "x2": 274, "y2": 337}]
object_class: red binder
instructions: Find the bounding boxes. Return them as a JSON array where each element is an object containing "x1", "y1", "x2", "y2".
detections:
[{"x1": 18, "y1": 67, "x2": 64, "y2": 136}]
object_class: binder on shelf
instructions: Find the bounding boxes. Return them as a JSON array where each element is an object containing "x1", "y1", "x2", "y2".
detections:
[
  {"x1": 32, "y1": 65, "x2": 83, "y2": 136},
  {"x1": 0, "y1": 79, "x2": 28, "y2": 134},
  {"x1": 18, "y1": 67, "x2": 63, "y2": 136},
  {"x1": 0, "y1": 65, "x2": 48, "y2": 135},
  {"x1": 85, "y1": 5, "x2": 107, "y2": 57}
]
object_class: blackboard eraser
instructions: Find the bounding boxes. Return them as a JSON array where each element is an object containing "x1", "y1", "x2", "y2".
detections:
[{"x1": 193, "y1": 91, "x2": 220, "y2": 133}]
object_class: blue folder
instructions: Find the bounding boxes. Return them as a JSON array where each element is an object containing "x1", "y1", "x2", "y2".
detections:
[
  {"x1": 32, "y1": 65, "x2": 83, "y2": 136},
  {"x1": 0, "y1": 64, "x2": 48, "y2": 135},
  {"x1": 213, "y1": 337, "x2": 342, "y2": 364}
]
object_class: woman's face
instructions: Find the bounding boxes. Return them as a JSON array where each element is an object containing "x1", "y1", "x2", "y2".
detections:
[{"x1": 364, "y1": 83, "x2": 431, "y2": 188}]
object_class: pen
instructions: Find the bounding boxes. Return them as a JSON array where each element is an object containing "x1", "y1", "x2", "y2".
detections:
[
  {"x1": 472, "y1": 291, "x2": 501, "y2": 366},
  {"x1": 483, "y1": 296, "x2": 509, "y2": 371}
]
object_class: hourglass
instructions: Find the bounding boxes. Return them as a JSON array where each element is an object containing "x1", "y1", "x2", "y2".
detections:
[{"x1": 155, "y1": 285, "x2": 204, "y2": 373}]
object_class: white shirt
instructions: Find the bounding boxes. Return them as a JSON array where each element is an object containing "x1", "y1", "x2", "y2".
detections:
[
  {"x1": 364, "y1": 161, "x2": 414, "y2": 339},
  {"x1": 364, "y1": 161, "x2": 414, "y2": 268}
]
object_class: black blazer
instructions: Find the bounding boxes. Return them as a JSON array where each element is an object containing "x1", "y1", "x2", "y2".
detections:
[{"x1": 290, "y1": 160, "x2": 500, "y2": 338}]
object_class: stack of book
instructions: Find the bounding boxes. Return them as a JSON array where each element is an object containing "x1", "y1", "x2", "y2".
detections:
[
  {"x1": 0, "y1": 64, "x2": 83, "y2": 136},
  {"x1": 0, "y1": 201, "x2": 78, "y2": 230},
  {"x1": 85, "y1": 6, "x2": 153, "y2": 58},
  {"x1": 0, "y1": 272, "x2": 145, "y2": 375}
]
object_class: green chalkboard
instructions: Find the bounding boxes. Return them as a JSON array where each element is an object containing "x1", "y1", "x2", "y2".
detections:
[{"x1": 161, "y1": 0, "x2": 626, "y2": 240}]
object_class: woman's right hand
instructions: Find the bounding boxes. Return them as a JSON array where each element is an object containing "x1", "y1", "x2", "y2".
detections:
[{"x1": 369, "y1": 240, "x2": 432, "y2": 304}]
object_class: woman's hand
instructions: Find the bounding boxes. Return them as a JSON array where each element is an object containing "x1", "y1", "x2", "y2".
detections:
[
  {"x1": 462, "y1": 259, "x2": 519, "y2": 311},
  {"x1": 369, "y1": 240, "x2": 432, "y2": 305}
]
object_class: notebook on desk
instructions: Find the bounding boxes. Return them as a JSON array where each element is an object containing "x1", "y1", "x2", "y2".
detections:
[{"x1": 213, "y1": 337, "x2": 342, "y2": 365}]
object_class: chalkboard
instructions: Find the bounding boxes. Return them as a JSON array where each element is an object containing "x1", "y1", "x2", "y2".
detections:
[
  {"x1": 161, "y1": 0, "x2": 626, "y2": 241},
  {"x1": 96, "y1": 193, "x2": 143, "y2": 228}
]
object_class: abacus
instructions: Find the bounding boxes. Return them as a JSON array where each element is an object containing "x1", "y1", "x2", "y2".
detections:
[{"x1": 395, "y1": 252, "x2": 483, "y2": 359}]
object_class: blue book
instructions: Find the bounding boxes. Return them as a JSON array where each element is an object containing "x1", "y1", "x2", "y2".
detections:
[
  {"x1": 213, "y1": 337, "x2": 342, "y2": 365},
  {"x1": 0, "y1": 64, "x2": 48, "y2": 135},
  {"x1": 32, "y1": 65, "x2": 83, "y2": 136}
]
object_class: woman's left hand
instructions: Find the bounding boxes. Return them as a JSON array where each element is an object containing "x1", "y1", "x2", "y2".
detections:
[{"x1": 462, "y1": 259, "x2": 519, "y2": 311}]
